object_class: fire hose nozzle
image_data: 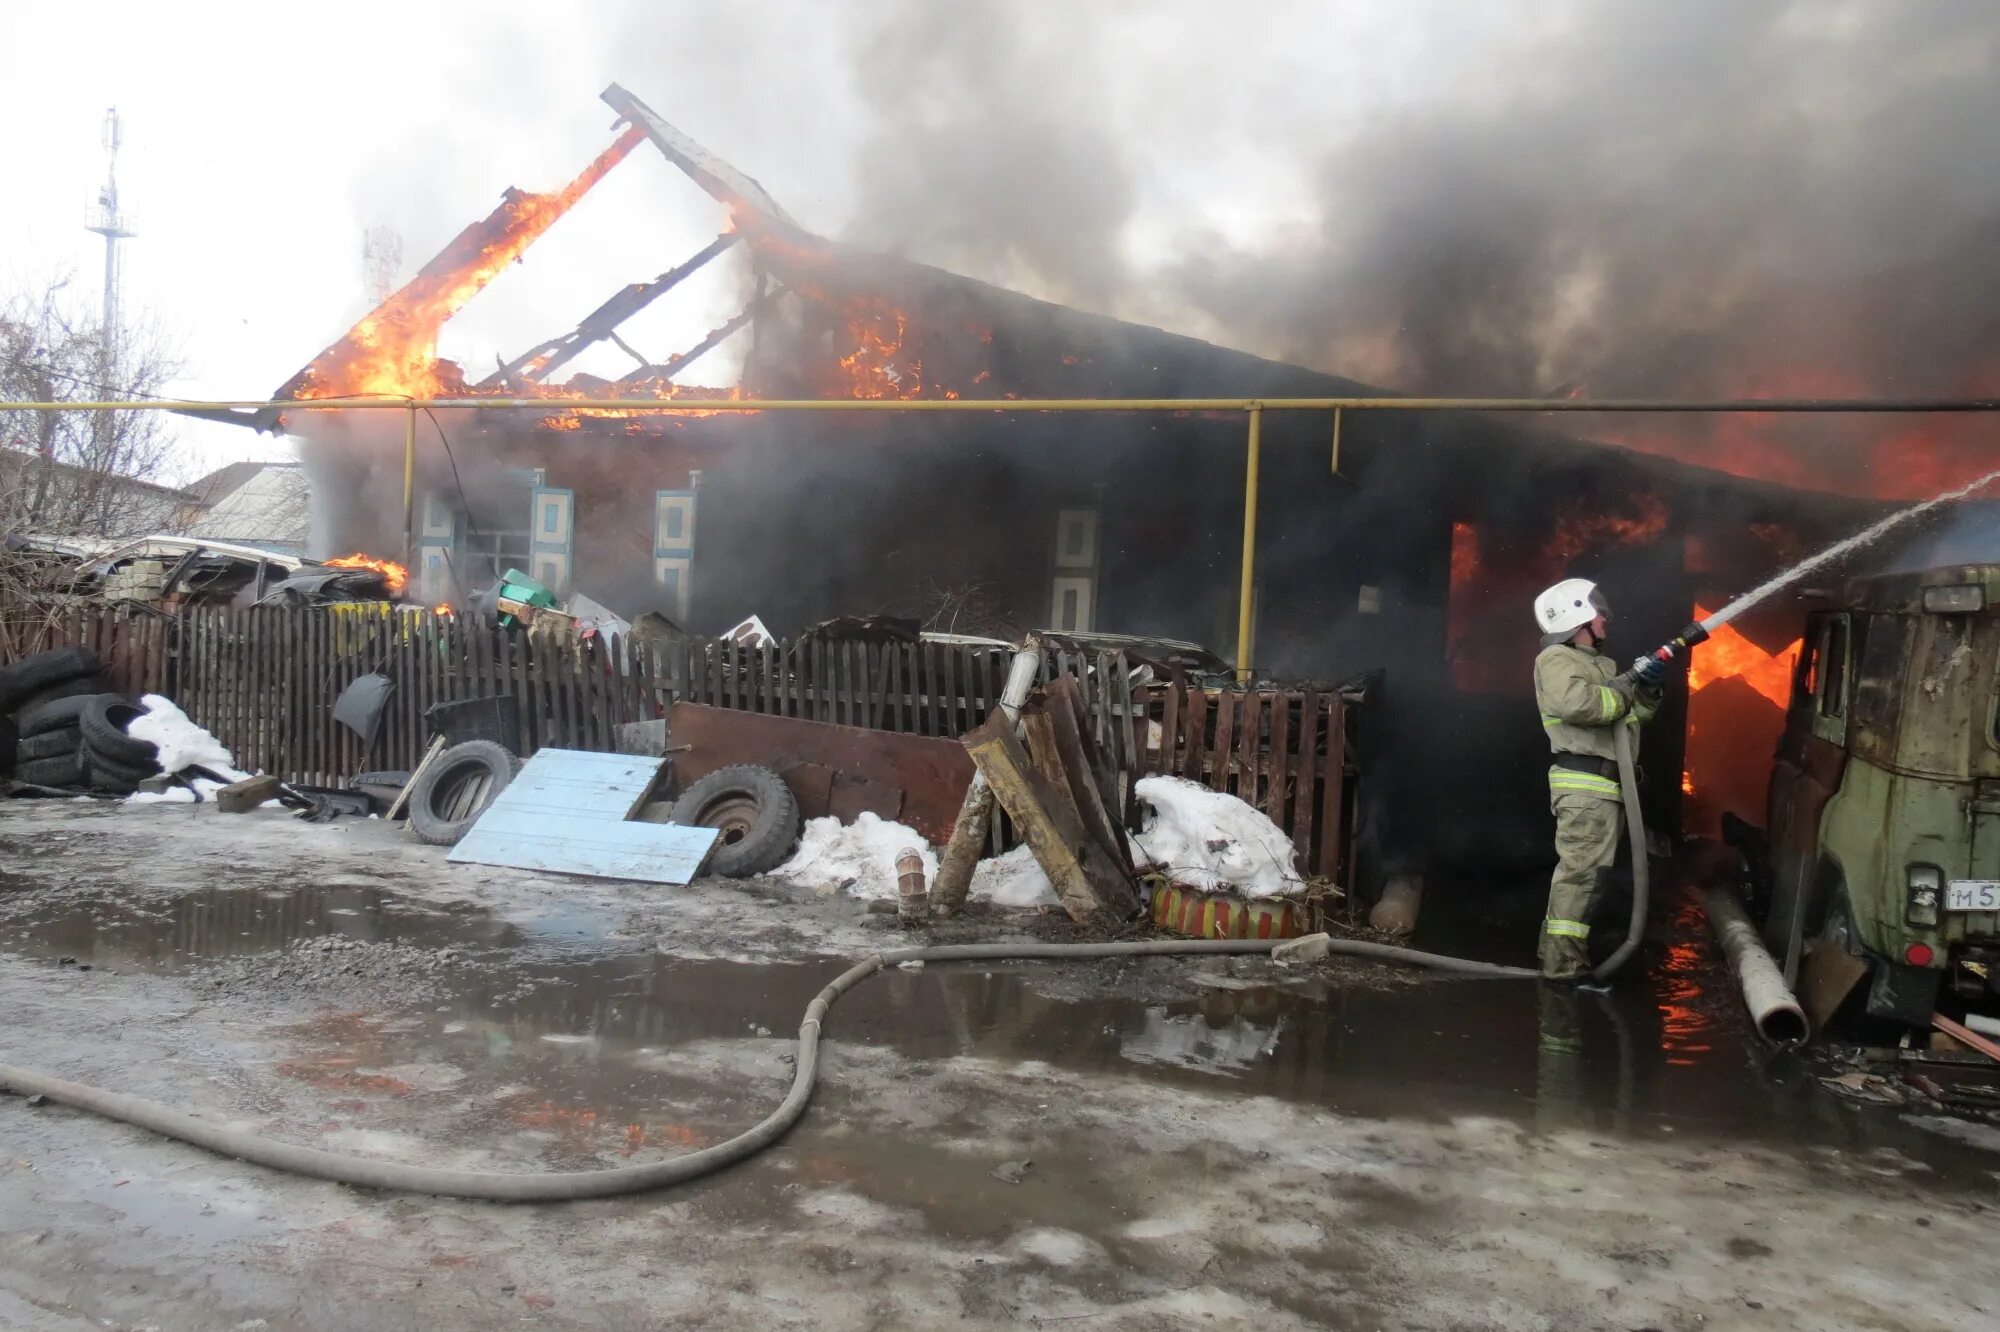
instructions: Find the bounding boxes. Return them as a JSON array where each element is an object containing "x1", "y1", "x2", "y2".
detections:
[{"x1": 1618, "y1": 622, "x2": 1713, "y2": 691}]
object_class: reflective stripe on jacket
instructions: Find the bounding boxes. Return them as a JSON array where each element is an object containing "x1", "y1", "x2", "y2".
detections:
[{"x1": 1534, "y1": 643, "x2": 1655, "y2": 799}]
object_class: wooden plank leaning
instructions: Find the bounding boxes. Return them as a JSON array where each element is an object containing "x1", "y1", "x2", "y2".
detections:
[
  {"x1": 931, "y1": 641, "x2": 1043, "y2": 916},
  {"x1": 961, "y1": 708, "x2": 1141, "y2": 926}
]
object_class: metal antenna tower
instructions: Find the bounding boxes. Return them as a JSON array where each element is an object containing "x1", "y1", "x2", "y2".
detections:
[{"x1": 84, "y1": 107, "x2": 137, "y2": 339}]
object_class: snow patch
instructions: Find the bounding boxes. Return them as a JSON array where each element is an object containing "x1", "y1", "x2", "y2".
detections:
[
  {"x1": 126, "y1": 694, "x2": 253, "y2": 783},
  {"x1": 772, "y1": 813, "x2": 934, "y2": 899},
  {"x1": 969, "y1": 843, "x2": 1059, "y2": 908},
  {"x1": 1013, "y1": 1227, "x2": 1100, "y2": 1267},
  {"x1": 1131, "y1": 775, "x2": 1304, "y2": 899}
]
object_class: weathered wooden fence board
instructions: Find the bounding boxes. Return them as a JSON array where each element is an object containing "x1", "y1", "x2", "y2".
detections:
[{"x1": 4, "y1": 604, "x2": 1355, "y2": 880}]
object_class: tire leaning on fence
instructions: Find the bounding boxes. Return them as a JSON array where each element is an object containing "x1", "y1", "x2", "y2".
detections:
[
  {"x1": 406, "y1": 740, "x2": 522, "y2": 847},
  {"x1": 667, "y1": 764, "x2": 802, "y2": 877}
]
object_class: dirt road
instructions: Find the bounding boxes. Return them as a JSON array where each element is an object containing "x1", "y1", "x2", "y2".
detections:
[{"x1": 0, "y1": 803, "x2": 1992, "y2": 1329}]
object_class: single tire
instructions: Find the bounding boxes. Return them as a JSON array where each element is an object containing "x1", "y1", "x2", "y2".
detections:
[
  {"x1": 77, "y1": 695, "x2": 157, "y2": 766},
  {"x1": 12, "y1": 674, "x2": 114, "y2": 719},
  {"x1": 84, "y1": 745, "x2": 158, "y2": 786},
  {"x1": 668, "y1": 764, "x2": 800, "y2": 877},
  {"x1": 19, "y1": 692, "x2": 126, "y2": 739},
  {"x1": 406, "y1": 740, "x2": 521, "y2": 847},
  {"x1": 0, "y1": 647, "x2": 103, "y2": 714},
  {"x1": 17, "y1": 752, "x2": 87, "y2": 789},
  {"x1": 17, "y1": 726, "x2": 82, "y2": 761}
]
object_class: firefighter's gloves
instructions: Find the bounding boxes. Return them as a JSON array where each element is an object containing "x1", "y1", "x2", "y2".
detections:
[{"x1": 1628, "y1": 654, "x2": 1668, "y2": 688}]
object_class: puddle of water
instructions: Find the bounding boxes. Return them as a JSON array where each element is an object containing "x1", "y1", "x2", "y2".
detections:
[{"x1": 0, "y1": 874, "x2": 1991, "y2": 1176}]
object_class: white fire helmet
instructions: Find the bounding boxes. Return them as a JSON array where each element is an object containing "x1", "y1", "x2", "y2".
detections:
[{"x1": 1533, "y1": 578, "x2": 1610, "y2": 637}]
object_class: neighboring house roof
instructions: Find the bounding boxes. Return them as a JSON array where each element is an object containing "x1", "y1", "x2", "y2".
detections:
[
  {"x1": 184, "y1": 460, "x2": 267, "y2": 506},
  {"x1": 180, "y1": 462, "x2": 312, "y2": 552},
  {"x1": 0, "y1": 447, "x2": 205, "y2": 539}
]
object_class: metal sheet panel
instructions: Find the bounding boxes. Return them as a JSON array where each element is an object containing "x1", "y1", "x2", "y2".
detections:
[
  {"x1": 449, "y1": 748, "x2": 717, "y2": 885},
  {"x1": 668, "y1": 702, "x2": 974, "y2": 845}
]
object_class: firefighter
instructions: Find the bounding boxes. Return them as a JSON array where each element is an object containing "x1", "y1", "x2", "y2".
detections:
[{"x1": 1531, "y1": 578, "x2": 1664, "y2": 984}]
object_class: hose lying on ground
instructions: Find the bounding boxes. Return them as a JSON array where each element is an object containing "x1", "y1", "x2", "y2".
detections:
[{"x1": 0, "y1": 936, "x2": 1533, "y2": 1202}]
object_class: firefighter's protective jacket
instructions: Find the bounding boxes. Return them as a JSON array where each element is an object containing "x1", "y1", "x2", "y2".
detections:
[{"x1": 1534, "y1": 643, "x2": 1660, "y2": 800}]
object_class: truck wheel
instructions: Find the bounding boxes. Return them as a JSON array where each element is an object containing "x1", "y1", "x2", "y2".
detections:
[{"x1": 668, "y1": 764, "x2": 801, "y2": 877}]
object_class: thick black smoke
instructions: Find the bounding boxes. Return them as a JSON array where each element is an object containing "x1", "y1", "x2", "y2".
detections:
[{"x1": 834, "y1": 1, "x2": 2000, "y2": 492}]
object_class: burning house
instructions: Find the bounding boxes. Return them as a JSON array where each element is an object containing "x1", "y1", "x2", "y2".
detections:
[{"x1": 235, "y1": 85, "x2": 1922, "y2": 893}]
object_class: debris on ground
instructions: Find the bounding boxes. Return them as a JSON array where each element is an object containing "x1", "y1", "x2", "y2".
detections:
[
  {"x1": 1818, "y1": 1070, "x2": 1906, "y2": 1105},
  {"x1": 1132, "y1": 775, "x2": 1305, "y2": 899},
  {"x1": 447, "y1": 748, "x2": 715, "y2": 884},
  {"x1": 990, "y1": 1158, "x2": 1033, "y2": 1185}
]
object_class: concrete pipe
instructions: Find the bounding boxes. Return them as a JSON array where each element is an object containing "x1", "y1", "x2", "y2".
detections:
[
  {"x1": 1704, "y1": 887, "x2": 1809, "y2": 1049},
  {"x1": 1368, "y1": 874, "x2": 1424, "y2": 935}
]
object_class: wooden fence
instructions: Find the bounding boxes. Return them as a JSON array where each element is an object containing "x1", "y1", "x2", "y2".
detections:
[{"x1": 6, "y1": 603, "x2": 1354, "y2": 879}]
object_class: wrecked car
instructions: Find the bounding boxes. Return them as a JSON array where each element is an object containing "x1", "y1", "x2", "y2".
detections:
[{"x1": 1760, "y1": 563, "x2": 2000, "y2": 1027}]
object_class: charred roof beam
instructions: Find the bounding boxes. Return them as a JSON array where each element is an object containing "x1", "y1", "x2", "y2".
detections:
[
  {"x1": 477, "y1": 232, "x2": 744, "y2": 389},
  {"x1": 602, "y1": 83, "x2": 797, "y2": 230},
  {"x1": 619, "y1": 284, "x2": 787, "y2": 386}
]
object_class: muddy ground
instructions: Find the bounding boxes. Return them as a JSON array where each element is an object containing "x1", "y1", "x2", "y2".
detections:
[{"x1": 0, "y1": 802, "x2": 1994, "y2": 1331}]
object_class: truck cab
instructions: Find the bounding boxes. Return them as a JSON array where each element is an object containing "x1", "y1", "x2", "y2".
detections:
[{"x1": 1764, "y1": 564, "x2": 2000, "y2": 1026}]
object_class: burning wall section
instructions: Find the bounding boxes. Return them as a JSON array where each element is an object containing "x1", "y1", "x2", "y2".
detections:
[{"x1": 269, "y1": 94, "x2": 1929, "y2": 877}]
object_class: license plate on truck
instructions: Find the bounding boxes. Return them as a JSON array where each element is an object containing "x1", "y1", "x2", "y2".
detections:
[{"x1": 1947, "y1": 880, "x2": 2000, "y2": 912}]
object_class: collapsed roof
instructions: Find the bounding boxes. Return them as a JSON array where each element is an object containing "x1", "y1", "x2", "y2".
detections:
[{"x1": 234, "y1": 85, "x2": 1885, "y2": 536}]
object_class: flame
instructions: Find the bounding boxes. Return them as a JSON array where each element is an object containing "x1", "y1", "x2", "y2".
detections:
[
  {"x1": 1546, "y1": 493, "x2": 1668, "y2": 567},
  {"x1": 1681, "y1": 600, "x2": 1803, "y2": 832},
  {"x1": 432, "y1": 602, "x2": 454, "y2": 616},
  {"x1": 1686, "y1": 605, "x2": 1799, "y2": 709},
  {"x1": 1592, "y1": 363, "x2": 2000, "y2": 502},
  {"x1": 293, "y1": 126, "x2": 646, "y2": 402},
  {"x1": 325, "y1": 553, "x2": 409, "y2": 596},
  {"x1": 833, "y1": 297, "x2": 920, "y2": 398},
  {"x1": 1445, "y1": 497, "x2": 1669, "y2": 694}
]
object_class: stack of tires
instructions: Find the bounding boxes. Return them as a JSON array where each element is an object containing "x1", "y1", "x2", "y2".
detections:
[{"x1": 1, "y1": 648, "x2": 162, "y2": 796}]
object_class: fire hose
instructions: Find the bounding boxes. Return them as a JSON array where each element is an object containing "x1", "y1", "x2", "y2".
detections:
[{"x1": 0, "y1": 937, "x2": 1533, "y2": 1202}]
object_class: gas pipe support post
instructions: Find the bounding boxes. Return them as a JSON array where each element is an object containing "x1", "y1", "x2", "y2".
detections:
[
  {"x1": 1235, "y1": 404, "x2": 1262, "y2": 684},
  {"x1": 401, "y1": 403, "x2": 417, "y2": 572}
]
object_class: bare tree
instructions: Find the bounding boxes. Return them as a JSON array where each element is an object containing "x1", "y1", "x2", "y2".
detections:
[{"x1": 0, "y1": 276, "x2": 186, "y2": 543}]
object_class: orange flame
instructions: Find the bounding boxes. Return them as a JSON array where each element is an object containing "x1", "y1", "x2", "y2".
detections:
[
  {"x1": 294, "y1": 126, "x2": 646, "y2": 402},
  {"x1": 1686, "y1": 604, "x2": 1799, "y2": 709},
  {"x1": 325, "y1": 553, "x2": 409, "y2": 596}
]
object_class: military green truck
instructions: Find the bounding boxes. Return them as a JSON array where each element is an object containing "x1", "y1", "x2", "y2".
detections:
[{"x1": 1762, "y1": 563, "x2": 2000, "y2": 1028}]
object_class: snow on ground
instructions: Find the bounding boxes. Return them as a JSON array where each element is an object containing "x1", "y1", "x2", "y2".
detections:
[
  {"x1": 772, "y1": 813, "x2": 936, "y2": 899},
  {"x1": 126, "y1": 694, "x2": 253, "y2": 782},
  {"x1": 773, "y1": 820, "x2": 1059, "y2": 909},
  {"x1": 1132, "y1": 775, "x2": 1304, "y2": 898},
  {"x1": 969, "y1": 843, "x2": 1058, "y2": 908}
]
